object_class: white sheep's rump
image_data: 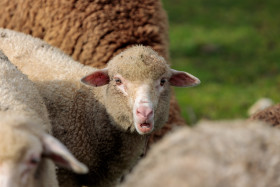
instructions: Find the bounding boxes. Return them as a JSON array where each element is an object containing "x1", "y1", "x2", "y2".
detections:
[{"x1": 120, "y1": 120, "x2": 280, "y2": 187}]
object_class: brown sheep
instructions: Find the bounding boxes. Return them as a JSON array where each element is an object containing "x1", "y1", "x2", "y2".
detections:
[
  {"x1": 250, "y1": 104, "x2": 280, "y2": 127},
  {"x1": 0, "y1": 0, "x2": 186, "y2": 145}
]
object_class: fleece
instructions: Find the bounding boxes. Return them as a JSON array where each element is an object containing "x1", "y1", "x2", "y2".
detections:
[
  {"x1": 121, "y1": 120, "x2": 280, "y2": 187},
  {"x1": 250, "y1": 104, "x2": 280, "y2": 127},
  {"x1": 0, "y1": 50, "x2": 58, "y2": 187}
]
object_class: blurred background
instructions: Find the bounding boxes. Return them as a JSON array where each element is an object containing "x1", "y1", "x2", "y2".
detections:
[{"x1": 162, "y1": 0, "x2": 280, "y2": 125}]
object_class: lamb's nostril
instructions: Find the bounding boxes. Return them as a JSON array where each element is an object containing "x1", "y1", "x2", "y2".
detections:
[
  {"x1": 136, "y1": 106, "x2": 153, "y2": 118},
  {"x1": 136, "y1": 109, "x2": 143, "y2": 117},
  {"x1": 146, "y1": 110, "x2": 153, "y2": 118}
]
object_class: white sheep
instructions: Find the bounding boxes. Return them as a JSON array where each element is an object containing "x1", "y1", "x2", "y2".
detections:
[
  {"x1": 120, "y1": 120, "x2": 280, "y2": 187},
  {"x1": 0, "y1": 28, "x2": 200, "y2": 187},
  {"x1": 0, "y1": 50, "x2": 88, "y2": 187}
]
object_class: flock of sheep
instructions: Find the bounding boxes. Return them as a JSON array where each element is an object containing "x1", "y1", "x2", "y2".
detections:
[
  {"x1": 0, "y1": 28, "x2": 199, "y2": 186},
  {"x1": 0, "y1": 0, "x2": 186, "y2": 146},
  {"x1": 0, "y1": 1, "x2": 280, "y2": 187}
]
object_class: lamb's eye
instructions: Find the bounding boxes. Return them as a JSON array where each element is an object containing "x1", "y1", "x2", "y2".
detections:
[
  {"x1": 160, "y1": 78, "x2": 166, "y2": 86},
  {"x1": 115, "y1": 78, "x2": 122, "y2": 85},
  {"x1": 29, "y1": 156, "x2": 40, "y2": 166}
]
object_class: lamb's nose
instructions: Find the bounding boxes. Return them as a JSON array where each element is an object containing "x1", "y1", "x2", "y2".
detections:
[{"x1": 136, "y1": 106, "x2": 153, "y2": 119}]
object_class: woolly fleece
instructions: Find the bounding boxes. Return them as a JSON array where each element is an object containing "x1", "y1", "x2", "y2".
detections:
[
  {"x1": 121, "y1": 120, "x2": 280, "y2": 187},
  {"x1": 250, "y1": 104, "x2": 280, "y2": 127},
  {"x1": 0, "y1": 0, "x2": 169, "y2": 66},
  {"x1": 0, "y1": 51, "x2": 51, "y2": 132},
  {"x1": 0, "y1": 50, "x2": 58, "y2": 187}
]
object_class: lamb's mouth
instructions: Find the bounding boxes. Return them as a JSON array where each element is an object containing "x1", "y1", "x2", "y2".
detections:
[{"x1": 137, "y1": 122, "x2": 154, "y2": 134}]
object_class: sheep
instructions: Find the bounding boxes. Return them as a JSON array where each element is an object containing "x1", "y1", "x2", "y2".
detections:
[
  {"x1": 248, "y1": 98, "x2": 274, "y2": 116},
  {"x1": 0, "y1": 0, "x2": 186, "y2": 146},
  {"x1": 0, "y1": 50, "x2": 88, "y2": 187},
  {"x1": 0, "y1": 28, "x2": 200, "y2": 187},
  {"x1": 250, "y1": 104, "x2": 280, "y2": 127},
  {"x1": 0, "y1": 0, "x2": 169, "y2": 66},
  {"x1": 120, "y1": 120, "x2": 280, "y2": 187}
]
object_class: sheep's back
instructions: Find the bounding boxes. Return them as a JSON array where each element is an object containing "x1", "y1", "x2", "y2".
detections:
[
  {"x1": 0, "y1": 50, "x2": 51, "y2": 132},
  {"x1": 0, "y1": 0, "x2": 168, "y2": 67},
  {"x1": 121, "y1": 120, "x2": 280, "y2": 187}
]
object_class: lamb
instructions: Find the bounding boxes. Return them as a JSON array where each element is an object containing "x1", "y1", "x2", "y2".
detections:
[
  {"x1": 250, "y1": 104, "x2": 280, "y2": 127},
  {"x1": 0, "y1": 50, "x2": 88, "y2": 187},
  {"x1": 120, "y1": 120, "x2": 280, "y2": 187},
  {"x1": 0, "y1": 28, "x2": 200, "y2": 187},
  {"x1": 0, "y1": 0, "x2": 186, "y2": 146}
]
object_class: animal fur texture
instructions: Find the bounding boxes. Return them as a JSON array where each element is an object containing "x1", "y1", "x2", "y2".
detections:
[
  {"x1": 0, "y1": 50, "x2": 87, "y2": 187},
  {"x1": 121, "y1": 120, "x2": 280, "y2": 187},
  {"x1": 0, "y1": 0, "x2": 186, "y2": 145},
  {"x1": 250, "y1": 104, "x2": 280, "y2": 127},
  {"x1": 0, "y1": 116, "x2": 59, "y2": 187},
  {"x1": 0, "y1": 28, "x2": 200, "y2": 187},
  {"x1": 0, "y1": 0, "x2": 169, "y2": 66}
]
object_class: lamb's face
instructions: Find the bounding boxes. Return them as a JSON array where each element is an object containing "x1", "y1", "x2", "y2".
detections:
[
  {"x1": 107, "y1": 73, "x2": 171, "y2": 135},
  {"x1": 0, "y1": 128, "x2": 43, "y2": 187},
  {"x1": 0, "y1": 119, "x2": 88, "y2": 187},
  {"x1": 81, "y1": 46, "x2": 200, "y2": 135}
]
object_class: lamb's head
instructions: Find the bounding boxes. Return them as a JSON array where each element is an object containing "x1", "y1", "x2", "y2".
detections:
[
  {"x1": 0, "y1": 115, "x2": 88, "y2": 187},
  {"x1": 82, "y1": 46, "x2": 200, "y2": 135}
]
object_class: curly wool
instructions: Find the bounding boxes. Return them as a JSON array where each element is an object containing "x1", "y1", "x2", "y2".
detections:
[
  {"x1": 0, "y1": 0, "x2": 169, "y2": 67},
  {"x1": 250, "y1": 104, "x2": 280, "y2": 127}
]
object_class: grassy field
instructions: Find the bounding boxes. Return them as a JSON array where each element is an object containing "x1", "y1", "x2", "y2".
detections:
[{"x1": 162, "y1": 0, "x2": 280, "y2": 125}]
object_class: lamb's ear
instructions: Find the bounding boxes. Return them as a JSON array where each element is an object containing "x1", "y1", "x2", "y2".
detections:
[
  {"x1": 42, "y1": 134, "x2": 88, "y2": 174},
  {"x1": 170, "y1": 69, "x2": 201, "y2": 87},
  {"x1": 81, "y1": 68, "x2": 109, "y2": 87}
]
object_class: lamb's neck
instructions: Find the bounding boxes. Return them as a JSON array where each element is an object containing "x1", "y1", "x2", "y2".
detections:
[{"x1": 90, "y1": 85, "x2": 107, "y2": 105}]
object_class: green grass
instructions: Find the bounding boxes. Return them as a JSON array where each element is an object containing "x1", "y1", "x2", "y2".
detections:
[{"x1": 162, "y1": 0, "x2": 280, "y2": 125}]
